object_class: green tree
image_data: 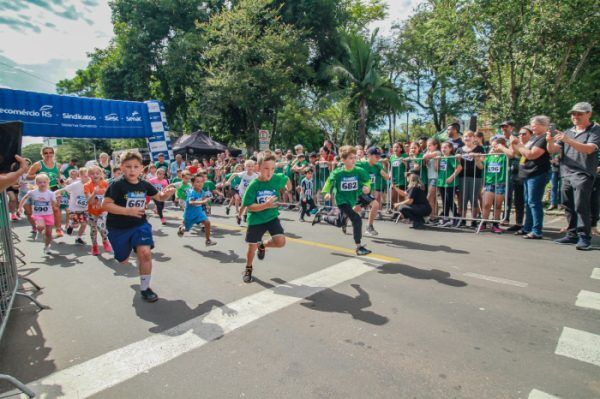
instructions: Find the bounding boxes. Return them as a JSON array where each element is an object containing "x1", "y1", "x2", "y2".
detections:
[
  {"x1": 330, "y1": 29, "x2": 402, "y2": 146},
  {"x1": 21, "y1": 144, "x2": 43, "y2": 163}
]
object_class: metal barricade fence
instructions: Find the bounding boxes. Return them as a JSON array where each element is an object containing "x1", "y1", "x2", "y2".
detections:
[
  {"x1": 0, "y1": 190, "x2": 42, "y2": 398},
  {"x1": 388, "y1": 153, "x2": 510, "y2": 232}
]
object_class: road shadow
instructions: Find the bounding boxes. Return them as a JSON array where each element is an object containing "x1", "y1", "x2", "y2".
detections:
[
  {"x1": 130, "y1": 285, "x2": 237, "y2": 337},
  {"x1": 0, "y1": 297, "x2": 62, "y2": 396},
  {"x1": 254, "y1": 278, "x2": 388, "y2": 326},
  {"x1": 370, "y1": 237, "x2": 469, "y2": 254},
  {"x1": 377, "y1": 263, "x2": 467, "y2": 287},
  {"x1": 96, "y1": 255, "x2": 139, "y2": 278},
  {"x1": 284, "y1": 231, "x2": 303, "y2": 239},
  {"x1": 184, "y1": 245, "x2": 245, "y2": 264}
]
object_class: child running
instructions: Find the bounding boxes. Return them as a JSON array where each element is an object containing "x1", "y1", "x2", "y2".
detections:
[
  {"x1": 19, "y1": 174, "x2": 57, "y2": 255},
  {"x1": 84, "y1": 165, "x2": 112, "y2": 255},
  {"x1": 225, "y1": 160, "x2": 258, "y2": 225},
  {"x1": 356, "y1": 147, "x2": 389, "y2": 236},
  {"x1": 241, "y1": 153, "x2": 291, "y2": 283},
  {"x1": 55, "y1": 168, "x2": 90, "y2": 245},
  {"x1": 177, "y1": 174, "x2": 216, "y2": 246},
  {"x1": 224, "y1": 164, "x2": 243, "y2": 216},
  {"x1": 149, "y1": 168, "x2": 169, "y2": 224},
  {"x1": 313, "y1": 145, "x2": 373, "y2": 256},
  {"x1": 173, "y1": 170, "x2": 192, "y2": 211},
  {"x1": 102, "y1": 151, "x2": 175, "y2": 302}
]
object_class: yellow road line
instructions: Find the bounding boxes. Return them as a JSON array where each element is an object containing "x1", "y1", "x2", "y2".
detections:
[{"x1": 212, "y1": 222, "x2": 399, "y2": 263}]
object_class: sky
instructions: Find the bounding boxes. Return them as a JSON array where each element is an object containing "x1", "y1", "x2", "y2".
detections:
[{"x1": 0, "y1": 0, "x2": 423, "y2": 145}]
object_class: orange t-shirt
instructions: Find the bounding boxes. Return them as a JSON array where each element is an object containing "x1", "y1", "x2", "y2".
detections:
[{"x1": 84, "y1": 180, "x2": 109, "y2": 216}]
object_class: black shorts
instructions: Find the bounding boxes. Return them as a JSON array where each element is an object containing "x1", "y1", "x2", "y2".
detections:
[
  {"x1": 245, "y1": 218, "x2": 284, "y2": 244},
  {"x1": 356, "y1": 194, "x2": 375, "y2": 208}
]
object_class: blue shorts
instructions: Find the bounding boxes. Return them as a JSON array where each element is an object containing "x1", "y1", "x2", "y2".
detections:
[
  {"x1": 184, "y1": 213, "x2": 208, "y2": 231},
  {"x1": 485, "y1": 184, "x2": 506, "y2": 195},
  {"x1": 108, "y1": 222, "x2": 154, "y2": 262}
]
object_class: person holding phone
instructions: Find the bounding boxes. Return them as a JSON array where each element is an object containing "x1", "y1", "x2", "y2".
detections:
[
  {"x1": 26, "y1": 146, "x2": 65, "y2": 237},
  {"x1": 0, "y1": 155, "x2": 29, "y2": 192}
]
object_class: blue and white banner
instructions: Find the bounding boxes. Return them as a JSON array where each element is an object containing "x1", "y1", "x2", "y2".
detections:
[
  {"x1": 0, "y1": 88, "x2": 154, "y2": 139},
  {"x1": 145, "y1": 100, "x2": 174, "y2": 162}
]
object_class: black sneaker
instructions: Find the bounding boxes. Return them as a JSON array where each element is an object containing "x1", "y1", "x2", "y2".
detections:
[
  {"x1": 66, "y1": 226, "x2": 74, "y2": 235},
  {"x1": 506, "y1": 225, "x2": 522, "y2": 232},
  {"x1": 257, "y1": 242, "x2": 266, "y2": 260},
  {"x1": 236, "y1": 215, "x2": 242, "y2": 225},
  {"x1": 225, "y1": 207, "x2": 230, "y2": 215},
  {"x1": 341, "y1": 223, "x2": 347, "y2": 235},
  {"x1": 576, "y1": 237, "x2": 592, "y2": 251},
  {"x1": 141, "y1": 288, "x2": 159, "y2": 302},
  {"x1": 356, "y1": 246, "x2": 372, "y2": 256},
  {"x1": 75, "y1": 237, "x2": 85, "y2": 245},
  {"x1": 243, "y1": 266, "x2": 253, "y2": 283},
  {"x1": 554, "y1": 235, "x2": 578, "y2": 245},
  {"x1": 312, "y1": 208, "x2": 325, "y2": 226}
]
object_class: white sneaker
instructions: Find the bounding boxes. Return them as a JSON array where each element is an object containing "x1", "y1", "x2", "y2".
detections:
[{"x1": 365, "y1": 226, "x2": 378, "y2": 236}]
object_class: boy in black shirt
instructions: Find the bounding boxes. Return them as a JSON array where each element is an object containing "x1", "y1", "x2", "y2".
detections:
[{"x1": 102, "y1": 151, "x2": 175, "y2": 302}]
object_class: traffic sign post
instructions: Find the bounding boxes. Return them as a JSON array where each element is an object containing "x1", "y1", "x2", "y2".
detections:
[{"x1": 258, "y1": 129, "x2": 270, "y2": 151}]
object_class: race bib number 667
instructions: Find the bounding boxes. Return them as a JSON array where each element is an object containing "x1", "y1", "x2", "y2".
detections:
[{"x1": 126, "y1": 192, "x2": 146, "y2": 209}]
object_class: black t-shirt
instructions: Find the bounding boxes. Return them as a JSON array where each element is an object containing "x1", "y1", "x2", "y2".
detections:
[
  {"x1": 518, "y1": 134, "x2": 550, "y2": 179},
  {"x1": 456, "y1": 145, "x2": 485, "y2": 178},
  {"x1": 407, "y1": 186, "x2": 428, "y2": 206},
  {"x1": 449, "y1": 137, "x2": 464, "y2": 151},
  {"x1": 105, "y1": 178, "x2": 158, "y2": 229}
]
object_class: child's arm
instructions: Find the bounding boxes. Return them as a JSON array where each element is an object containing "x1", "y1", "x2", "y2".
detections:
[
  {"x1": 247, "y1": 196, "x2": 277, "y2": 212},
  {"x1": 151, "y1": 186, "x2": 176, "y2": 202},
  {"x1": 18, "y1": 192, "x2": 31, "y2": 210},
  {"x1": 446, "y1": 164, "x2": 463, "y2": 184}
]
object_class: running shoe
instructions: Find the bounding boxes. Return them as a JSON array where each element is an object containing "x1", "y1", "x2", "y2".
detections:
[
  {"x1": 356, "y1": 246, "x2": 372, "y2": 256},
  {"x1": 43, "y1": 246, "x2": 57, "y2": 256},
  {"x1": 341, "y1": 223, "x2": 347, "y2": 235},
  {"x1": 575, "y1": 237, "x2": 592, "y2": 251},
  {"x1": 554, "y1": 235, "x2": 578, "y2": 245},
  {"x1": 55, "y1": 229, "x2": 64, "y2": 238},
  {"x1": 66, "y1": 226, "x2": 74, "y2": 235},
  {"x1": 103, "y1": 240, "x2": 112, "y2": 253},
  {"x1": 91, "y1": 244, "x2": 100, "y2": 256},
  {"x1": 161, "y1": 217, "x2": 166, "y2": 225},
  {"x1": 225, "y1": 207, "x2": 230, "y2": 215},
  {"x1": 10, "y1": 214, "x2": 18, "y2": 221},
  {"x1": 312, "y1": 208, "x2": 325, "y2": 226},
  {"x1": 141, "y1": 288, "x2": 159, "y2": 302},
  {"x1": 257, "y1": 242, "x2": 266, "y2": 260},
  {"x1": 236, "y1": 215, "x2": 242, "y2": 225},
  {"x1": 491, "y1": 225, "x2": 502, "y2": 234},
  {"x1": 206, "y1": 239, "x2": 216, "y2": 246},
  {"x1": 243, "y1": 266, "x2": 253, "y2": 283},
  {"x1": 365, "y1": 225, "x2": 378, "y2": 236},
  {"x1": 177, "y1": 225, "x2": 185, "y2": 237},
  {"x1": 75, "y1": 237, "x2": 85, "y2": 245},
  {"x1": 243, "y1": 215, "x2": 247, "y2": 223}
]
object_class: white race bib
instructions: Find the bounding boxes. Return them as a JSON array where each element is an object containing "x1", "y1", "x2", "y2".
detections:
[
  {"x1": 126, "y1": 192, "x2": 146, "y2": 209},
  {"x1": 340, "y1": 177, "x2": 358, "y2": 192}
]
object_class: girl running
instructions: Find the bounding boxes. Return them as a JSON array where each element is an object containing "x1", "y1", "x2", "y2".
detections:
[
  {"x1": 19, "y1": 174, "x2": 57, "y2": 255},
  {"x1": 85, "y1": 166, "x2": 112, "y2": 255},
  {"x1": 149, "y1": 168, "x2": 169, "y2": 224}
]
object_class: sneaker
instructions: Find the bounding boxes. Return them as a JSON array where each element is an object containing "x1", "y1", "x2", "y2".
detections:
[
  {"x1": 554, "y1": 235, "x2": 578, "y2": 245},
  {"x1": 160, "y1": 217, "x2": 166, "y2": 225},
  {"x1": 43, "y1": 245, "x2": 57, "y2": 256},
  {"x1": 312, "y1": 208, "x2": 325, "y2": 226},
  {"x1": 140, "y1": 288, "x2": 159, "y2": 302},
  {"x1": 356, "y1": 246, "x2": 372, "y2": 256},
  {"x1": 236, "y1": 215, "x2": 242, "y2": 225},
  {"x1": 257, "y1": 242, "x2": 266, "y2": 260},
  {"x1": 177, "y1": 225, "x2": 185, "y2": 237},
  {"x1": 440, "y1": 220, "x2": 454, "y2": 227},
  {"x1": 365, "y1": 225, "x2": 378, "y2": 236},
  {"x1": 299, "y1": 217, "x2": 305, "y2": 222},
  {"x1": 55, "y1": 229, "x2": 64, "y2": 238},
  {"x1": 91, "y1": 244, "x2": 100, "y2": 256},
  {"x1": 66, "y1": 226, "x2": 73, "y2": 235},
  {"x1": 341, "y1": 223, "x2": 347, "y2": 235},
  {"x1": 75, "y1": 237, "x2": 85, "y2": 245},
  {"x1": 243, "y1": 215, "x2": 247, "y2": 223},
  {"x1": 243, "y1": 266, "x2": 253, "y2": 283},
  {"x1": 225, "y1": 206, "x2": 230, "y2": 215},
  {"x1": 206, "y1": 239, "x2": 216, "y2": 246},
  {"x1": 103, "y1": 240, "x2": 112, "y2": 253},
  {"x1": 10, "y1": 214, "x2": 18, "y2": 221},
  {"x1": 491, "y1": 225, "x2": 502, "y2": 234},
  {"x1": 506, "y1": 225, "x2": 522, "y2": 232},
  {"x1": 575, "y1": 237, "x2": 592, "y2": 251}
]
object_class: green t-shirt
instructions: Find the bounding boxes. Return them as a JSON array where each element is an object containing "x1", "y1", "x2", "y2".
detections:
[
  {"x1": 406, "y1": 153, "x2": 428, "y2": 182},
  {"x1": 322, "y1": 166, "x2": 371, "y2": 206},
  {"x1": 242, "y1": 173, "x2": 289, "y2": 226},
  {"x1": 171, "y1": 177, "x2": 182, "y2": 184},
  {"x1": 356, "y1": 161, "x2": 385, "y2": 192},
  {"x1": 484, "y1": 154, "x2": 507, "y2": 185},
  {"x1": 155, "y1": 161, "x2": 170, "y2": 172},
  {"x1": 389, "y1": 154, "x2": 408, "y2": 186},
  {"x1": 203, "y1": 180, "x2": 216, "y2": 192},
  {"x1": 436, "y1": 157, "x2": 459, "y2": 188},
  {"x1": 176, "y1": 182, "x2": 191, "y2": 200},
  {"x1": 62, "y1": 164, "x2": 76, "y2": 179},
  {"x1": 39, "y1": 161, "x2": 60, "y2": 188}
]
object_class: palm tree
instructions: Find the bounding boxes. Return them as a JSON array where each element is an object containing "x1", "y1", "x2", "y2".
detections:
[{"x1": 330, "y1": 29, "x2": 402, "y2": 146}]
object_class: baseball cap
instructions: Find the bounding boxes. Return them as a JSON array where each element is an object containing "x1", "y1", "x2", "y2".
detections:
[
  {"x1": 499, "y1": 120, "x2": 515, "y2": 127},
  {"x1": 366, "y1": 147, "x2": 381, "y2": 156},
  {"x1": 569, "y1": 102, "x2": 592, "y2": 113}
]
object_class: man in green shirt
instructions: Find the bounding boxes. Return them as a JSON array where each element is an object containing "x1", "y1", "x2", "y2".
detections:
[
  {"x1": 313, "y1": 145, "x2": 372, "y2": 256},
  {"x1": 241, "y1": 153, "x2": 292, "y2": 283},
  {"x1": 154, "y1": 153, "x2": 170, "y2": 174},
  {"x1": 356, "y1": 147, "x2": 390, "y2": 236}
]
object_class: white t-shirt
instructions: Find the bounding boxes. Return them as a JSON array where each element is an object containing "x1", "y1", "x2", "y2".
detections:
[
  {"x1": 64, "y1": 180, "x2": 88, "y2": 212},
  {"x1": 29, "y1": 189, "x2": 55, "y2": 216},
  {"x1": 236, "y1": 172, "x2": 258, "y2": 196}
]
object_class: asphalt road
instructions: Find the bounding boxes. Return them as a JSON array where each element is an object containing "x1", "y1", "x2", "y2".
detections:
[{"x1": 0, "y1": 204, "x2": 598, "y2": 399}]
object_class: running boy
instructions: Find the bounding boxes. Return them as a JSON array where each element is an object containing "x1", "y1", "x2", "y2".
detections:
[
  {"x1": 241, "y1": 153, "x2": 291, "y2": 283},
  {"x1": 55, "y1": 167, "x2": 90, "y2": 245},
  {"x1": 177, "y1": 174, "x2": 216, "y2": 246},
  {"x1": 313, "y1": 145, "x2": 372, "y2": 256},
  {"x1": 102, "y1": 151, "x2": 175, "y2": 302}
]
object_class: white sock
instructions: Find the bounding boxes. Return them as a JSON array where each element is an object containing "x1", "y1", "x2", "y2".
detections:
[{"x1": 140, "y1": 275, "x2": 151, "y2": 291}]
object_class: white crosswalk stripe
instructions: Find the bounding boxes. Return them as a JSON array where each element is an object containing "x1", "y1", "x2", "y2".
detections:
[
  {"x1": 528, "y1": 389, "x2": 561, "y2": 399},
  {"x1": 555, "y1": 326, "x2": 600, "y2": 367},
  {"x1": 591, "y1": 268, "x2": 600, "y2": 280},
  {"x1": 575, "y1": 290, "x2": 600, "y2": 311}
]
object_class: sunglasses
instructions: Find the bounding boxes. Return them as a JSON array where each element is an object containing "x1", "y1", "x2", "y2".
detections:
[{"x1": 43, "y1": 151, "x2": 54, "y2": 155}]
